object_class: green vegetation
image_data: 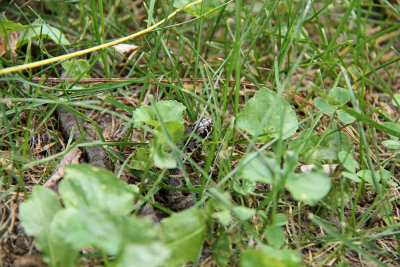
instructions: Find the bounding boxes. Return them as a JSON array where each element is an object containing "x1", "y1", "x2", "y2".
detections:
[{"x1": 1, "y1": 0, "x2": 400, "y2": 266}]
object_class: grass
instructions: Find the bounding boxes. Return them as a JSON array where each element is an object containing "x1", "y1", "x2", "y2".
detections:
[{"x1": 1, "y1": 0, "x2": 400, "y2": 266}]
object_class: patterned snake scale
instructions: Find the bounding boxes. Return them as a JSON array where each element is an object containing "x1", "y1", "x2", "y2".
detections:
[{"x1": 166, "y1": 117, "x2": 213, "y2": 211}]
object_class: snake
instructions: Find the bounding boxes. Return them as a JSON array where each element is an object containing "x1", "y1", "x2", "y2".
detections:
[
  {"x1": 57, "y1": 106, "x2": 113, "y2": 170},
  {"x1": 58, "y1": 106, "x2": 213, "y2": 212},
  {"x1": 166, "y1": 117, "x2": 213, "y2": 211}
]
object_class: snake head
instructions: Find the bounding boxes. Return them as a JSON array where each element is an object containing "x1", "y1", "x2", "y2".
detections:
[
  {"x1": 182, "y1": 117, "x2": 213, "y2": 155},
  {"x1": 197, "y1": 117, "x2": 213, "y2": 139}
]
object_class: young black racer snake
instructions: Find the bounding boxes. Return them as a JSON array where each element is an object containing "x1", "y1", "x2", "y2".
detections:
[
  {"x1": 166, "y1": 117, "x2": 213, "y2": 211},
  {"x1": 58, "y1": 107, "x2": 213, "y2": 212}
]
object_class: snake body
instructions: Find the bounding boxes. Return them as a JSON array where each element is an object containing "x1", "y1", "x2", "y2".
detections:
[
  {"x1": 166, "y1": 117, "x2": 213, "y2": 211},
  {"x1": 57, "y1": 107, "x2": 113, "y2": 170},
  {"x1": 58, "y1": 107, "x2": 212, "y2": 212}
]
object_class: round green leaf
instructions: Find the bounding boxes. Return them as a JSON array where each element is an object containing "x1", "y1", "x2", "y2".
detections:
[
  {"x1": 237, "y1": 89, "x2": 298, "y2": 140},
  {"x1": 329, "y1": 87, "x2": 350, "y2": 104},
  {"x1": 379, "y1": 169, "x2": 392, "y2": 180},
  {"x1": 273, "y1": 214, "x2": 288, "y2": 226},
  {"x1": 133, "y1": 100, "x2": 185, "y2": 127},
  {"x1": 337, "y1": 110, "x2": 356, "y2": 124},
  {"x1": 261, "y1": 245, "x2": 302, "y2": 264},
  {"x1": 236, "y1": 152, "x2": 276, "y2": 184},
  {"x1": 155, "y1": 100, "x2": 186, "y2": 124},
  {"x1": 314, "y1": 97, "x2": 335, "y2": 115},
  {"x1": 53, "y1": 208, "x2": 160, "y2": 255},
  {"x1": 155, "y1": 121, "x2": 185, "y2": 145},
  {"x1": 342, "y1": 171, "x2": 361, "y2": 183},
  {"x1": 357, "y1": 170, "x2": 380, "y2": 184},
  {"x1": 133, "y1": 106, "x2": 157, "y2": 126},
  {"x1": 121, "y1": 243, "x2": 170, "y2": 267},
  {"x1": 232, "y1": 206, "x2": 256, "y2": 221},
  {"x1": 152, "y1": 146, "x2": 176, "y2": 169},
  {"x1": 59, "y1": 164, "x2": 134, "y2": 215},
  {"x1": 19, "y1": 187, "x2": 63, "y2": 256},
  {"x1": 232, "y1": 180, "x2": 256, "y2": 195},
  {"x1": 212, "y1": 210, "x2": 232, "y2": 226},
  {"x1": 161, "y1": 208, "x2": 206, "y2": 267},
  {"x1": 285, "y1": 172, "x2": 331, "y2": 205},
  {"x1": 266, "y1": 226, "x2": 285, "y2": 249},
  {"x1": 241, "y1": 247, "x2": 302, "y2": 267},
  {"x1": 338, "y1": 151, "x2": 359, "y2": 173},
  {"x1": 61, "y1": 59, "x2": 91, "y2": 79}
]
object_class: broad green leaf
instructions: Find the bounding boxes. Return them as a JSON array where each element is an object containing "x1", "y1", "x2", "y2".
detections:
[
  {"x1": 283, "y1": 151, "x2": 299, "y2": 175},
  {"x1": 52, "y1": 208, "x2": 119, "y2": 253},
  {"x1": 162, "y1": 208, "x2": 206, "y2": 266},
  {"x1": 290, "y1": 131, "x2": 351, "y2": 164},
  {"x1": 338, "y1": 151, "x2": 359, "y2": 173},
  {"x1": 59, "y1": 164, "x2": 134, "y2": 215},
  {"x1": 206, "y1": 189, "x2": 233, "y2": 212},
  {"x1": 273, "y1": 214, "x2": 288, "y2": 226},
  {"x1": 173, "y1": 0, "x2": 221, "y2": 17},
  {"x1": 206, "y1": 191, "x2": 233, "y2": 226},
  {"x1": 241, "y1": 248, "x2": 303, "y2": 267},
  {"x1": 382, "y1": 140, "x2": 400, "y2": 149},
  {"x1": 46, "y1": 225, "x2": 78, "y2": 267},
  {"x1": 232, "y1": 206, "x2": 256, "y2": 221},
  {"x1": 356, "y1": 169, "x2": 391, "y2": 185},
  {"x1": 120, "y1": 243, "x2": 170, "y2": 267},
  {"x1": 61, "y1": 59, "x2": 91, "y2": 79},
  {"x1": 19, "y1": 187, "x2": 77, "y2": 266},
  {"x1": 242, "y1": 180, "x2": 257, "y2": 193},
  {"x1": 337, "y1": 110, "x2": 356, "y2": 124},
  {"x1": 314, "y1": 97, "x2": 335, "y2": 115},
  {"x1": 19, "y1": 186, "x2": 62, "y2": 248},
  {"x1": 53, "y1": 208, "x2": 161, "y2": 255},
  {"x1": 382, "y1": 122, "x2": 400, "y2": 140},
  {"x1": 379, "y1": 169, "x2": 392, "y2": 181},
  {"x1": 18, "y1": 18, "x2": 70, "y2": 47},
  {"x1": 130, "y1": 148, "x2": 152, "y2": 170},
  {"x1": 392, "y1": 94, "x2": 400, "y2": 107},
  {"x1": 289, "y1": 131, "x2": 320, "y2": 156},
  {"x1": 357, "y1": 170, "x2": 380, "y2": 184},
  {"x1": 133, "y1": 106, "x2": 157, "y2": 126},
  {"x1": 212, "y1": 210, "x2": 232, "y2": 226},
  {"x1": 342, "y1": 171, "x2": 361, "y2": 182},
  {"x1": 0, "y1": 18, "x2": 39, "y2": 35},
  {"x1": 133, "y1": 101, "x2": 187, "y2": 169},
  {"x1": 329, "y1": 87, "x2": 350, "y2": 104},
  {"x1": 134, "y1": 100, "x2": 186, "y2": 126},
  {"x1": 266, "y1": 226, "x2": 285, "y2": 249},
  {"x1": 260, "y1": 245, "x2": 303, "y2": 265},
  {"x1": 325, "y1": 183, "x2": 352, "y2": 206},
  {"x1": 285, "y1": 172, "x2": 331, "y2": 205},
  {"x1": 241, "y1": 248, "x2": 271, "y2": 267},
  {"x1": 156, "y1": 100, "x2": 186, "y2": 124},
  {"x1": 155, "y1": 121, "x2": 185, "y2": 145},
  {"x1": 236, "y1": 152, "x2": 276, "y2": 184},
  {"x1": 232, "y1": 180, "x2": 256, "y2": 195},
  {"x1": 152, "y1": 144, "x2": 176, "y2": 169},
  {"x1": 237, "y1": 89, "x2": 298, "y2": 141}
]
